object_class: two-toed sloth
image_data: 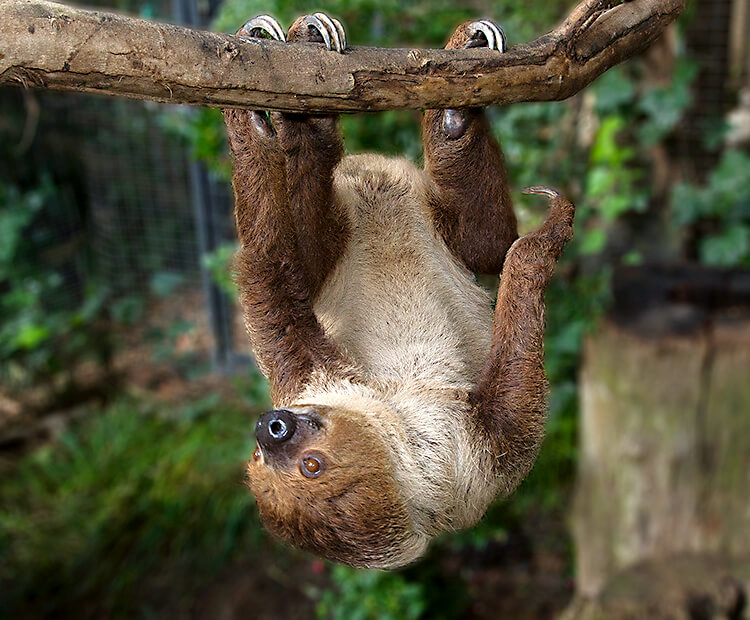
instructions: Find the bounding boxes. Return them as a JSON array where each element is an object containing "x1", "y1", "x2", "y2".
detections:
[{"x1": 223, "y1": 14, "x2": 575, "y2": 569}]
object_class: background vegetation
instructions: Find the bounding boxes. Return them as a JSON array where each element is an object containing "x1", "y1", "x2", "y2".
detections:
[{"x1": 1, "y1": 0, "x2": 748, "y2": 617}]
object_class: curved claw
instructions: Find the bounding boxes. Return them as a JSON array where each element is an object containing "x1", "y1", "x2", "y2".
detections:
[
  {"x1": 239, "y1": 15, "x2": 286, "y2": 42},
  {"x1": 297, "y1": 14, "x2": 333, "y2": 50},
  {"x1": 295, "y1": 13, "x2": 346, "y2": 53},
  {"x1": 314, "y1": 12, "x2": 347, "y2": 52},
  {"x1": 466, "y1": 19, "x2": 506, "y2": 52},
  {"x1": 331, "y1": 16, "x2": 347, "y2": 51},
  {"x1": 522, "y1": 186, "x2": 561, "y2": 199},
  {"x1": 237, "y1": 15, "x2": 284, "y2": 136}
]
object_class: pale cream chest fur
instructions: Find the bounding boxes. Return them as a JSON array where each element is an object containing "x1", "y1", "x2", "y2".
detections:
[
  {"x1": 313, "y1": 153, "x2": 494, "y2": 386},
  {"x1": 304, "y1": 154, "x2": 500, "y2": 533}
]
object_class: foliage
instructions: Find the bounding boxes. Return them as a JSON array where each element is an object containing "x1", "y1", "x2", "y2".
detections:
[
  {"x1": 315, "y1": 549, "x2": 471, "y2": 620},
  {"x1": 0, "y1": 398, "x2": 261, "y2": 618},
  {"x1": 671, "y1": 150, "x2": 750, "y2": 267},
  {"x1": 160, "y1": 106, "x2": 232, "y2": 179},
  {"x1": 560, "y1": 60, "x2": 699, "y2": 263},
  {"x1": 202, "y1": 241, "x2": 240, "y2": 297},
  {"x1": 582, "y1": 57, "x2": 749, "y2": 269},
  {"x1": 149, "y1": 270, "x2": 187, "y2": 298},
  {"x1": 636, "y1": 60, "x2": 698, "y2": 147},
  {"x1": 490, "y1": 102, "x2": 578, "y2": 199},
  {"x1": 316, "y1": 566, "x2": 427, "y2": 620},
  {"x1": 578, "y1": 115, "x2": 647, "y2": 255},
  {"x1": 0, "y1": 180, "x2": 112, "y2": 391}
]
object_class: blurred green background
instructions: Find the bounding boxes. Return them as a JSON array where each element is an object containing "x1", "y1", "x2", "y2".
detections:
[{"x1": 1, "y1": 0, "x2": 749, "y2": 617}]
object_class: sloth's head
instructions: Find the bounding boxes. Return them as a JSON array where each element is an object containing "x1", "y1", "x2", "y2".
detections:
[{"x1": 247, "y1": 405, "x2": 428, "y2": 568}]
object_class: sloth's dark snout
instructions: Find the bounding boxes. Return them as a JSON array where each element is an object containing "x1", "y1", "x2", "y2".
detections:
[{"x1": 256, "y1": 409, "x2": 297, "y2": 448}]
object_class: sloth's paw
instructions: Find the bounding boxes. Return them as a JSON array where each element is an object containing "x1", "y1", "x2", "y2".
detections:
[
  {"x1": 236, "y1": 16, "x2": 286, "y2": 136},
  {"x1": 288, "y1": 13, "x2": 347, "y2": 53},
  {"x1": 462, "y1": 20, "x2": 506, "y2": 51},
  {"x1": 506, "y1": 188, "x2": 575, "y2": 283},
  {"x1": 440, "y1": 19, "x2": 506, "y2": 139},
  {"x1": 522, "y1": 187, "x2": 575, "y2": 250},
  {"x1": 445, "y1": 19, "x2": 506, "y2": 52}
]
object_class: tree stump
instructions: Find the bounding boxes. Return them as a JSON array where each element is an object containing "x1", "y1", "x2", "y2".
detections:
[{"x1": 567, "y1": 266, "x2": 750, "y2": 617}]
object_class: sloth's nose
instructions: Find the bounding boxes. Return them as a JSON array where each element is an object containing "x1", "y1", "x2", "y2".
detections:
[{"x1": 256, "y1": 409, "x2": 297, "y2": 448}]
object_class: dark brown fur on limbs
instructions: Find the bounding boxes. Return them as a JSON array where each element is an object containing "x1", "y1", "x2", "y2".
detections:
[{"x1": 223, "y1": 19, "x2": 575, "y2": 569}]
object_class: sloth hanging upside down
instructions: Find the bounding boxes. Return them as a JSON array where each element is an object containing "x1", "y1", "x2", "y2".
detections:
[{"x1": 222, "y1": 13, "x2": 575, "y2": 569}]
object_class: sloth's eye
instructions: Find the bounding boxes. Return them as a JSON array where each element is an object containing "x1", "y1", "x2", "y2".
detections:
[{"x1": 300, "y1": 455, "x2": 324, "y2": 478}]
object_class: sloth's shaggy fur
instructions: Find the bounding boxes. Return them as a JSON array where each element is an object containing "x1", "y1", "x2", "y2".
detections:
[{"x1": 223, "y1": 20, "x2": 575, "y2": 569}]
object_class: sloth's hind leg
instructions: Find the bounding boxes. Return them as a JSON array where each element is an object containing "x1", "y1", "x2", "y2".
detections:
[
  {"x1": 422, "y1": 20, "x2": 517, "y2": 275},
  {"x1": 471, "y1": 188, "x2": 574, "y2": 494}
]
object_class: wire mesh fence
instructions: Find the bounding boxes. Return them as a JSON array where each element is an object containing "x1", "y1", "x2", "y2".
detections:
[
  {"x1": 0, "y1": 85, "x2": 243, "y2": 385},
  {"x1": 83, "y1": 99, "x2": 202, "y2": 296}
]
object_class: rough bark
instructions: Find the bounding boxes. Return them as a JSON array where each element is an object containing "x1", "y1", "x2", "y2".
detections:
[
  {"x1": 574, "y1": 319, "x2": 750, "y2": 595},
  {"x1": 562, "y1": 555, "x2": 750, "y2": 620},
  {"x1": 0, "y1": 0, "x2": 684, "y2": 112}
]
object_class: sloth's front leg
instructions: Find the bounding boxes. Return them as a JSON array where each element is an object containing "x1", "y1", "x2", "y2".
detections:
[
  {"x1": 471, "y1": 188, "x2": 575, "y2": 494},
  {"x1": 224, "y1": 15, "x2": 352, "y2": 404},
  {"x1": 423, "y1": 20, "x2": 518, "y2": 274},
  {"x1": 275, "y1": 14, "x2": 349, "y2": 297}
]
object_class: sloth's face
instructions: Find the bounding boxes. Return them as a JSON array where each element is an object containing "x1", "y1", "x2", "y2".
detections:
[{"x1": 247, "y1": 405, "x2": 426, "y2": 568}]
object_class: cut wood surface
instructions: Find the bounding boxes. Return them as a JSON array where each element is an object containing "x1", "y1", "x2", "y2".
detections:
[
  {"x1": 0, "y1": 0, "x2": 684, "y2": 112},
  {"x1": 574, "y1": 317, "x2": 750, "y2": 598}
]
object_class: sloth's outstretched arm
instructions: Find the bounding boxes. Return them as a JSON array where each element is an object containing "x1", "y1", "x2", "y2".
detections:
[
  {"x1": 224, "y1": 52, "x2": 355, "y2": 402},
  {"x1": 422, "y1": 21, "x2": 518, "y2": 274},
  {"x1": 223, "y1": 16, "x2": 353, "y2": 404},
  {"x1": 224, "y1": 108, "x2": 351, "y2": 404},
  {"x1": 275, "y1": 114, "x2": 347, "y2": 296},
  {"x1": 471, "y1": 189, "x2": 574, "y2": 494},
  {"x1": 275, "y1": 15, "x2": 349, "y2": 297}
]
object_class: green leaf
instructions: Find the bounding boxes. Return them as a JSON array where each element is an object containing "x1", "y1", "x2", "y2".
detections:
[
  {"x1": 700, "y1": 225, "x2": 750, "y2": 267},
  {"x1": 671, "y1": 182, "x2": 707, "y2": 225},
  {"x1": 590, "y1": 116, "x2": 626, "y2": 164},
  {"x1": 579, "y1": 228, "x2": 607, "y2": 255},
  {"x1": 592, "y1": 68, "x2": 636, "y2": 115},
  {"x1": 0, "y1": 193, "x2": 43, "y2": 265},
  {"x1": 586, "y1": 167, "x2": 613, "y2": 197},
  {"x1": 14, "y1": 324, "x2": 51, "y2": 350},
  {"x1": 149, "y1": 271, "x2": 185, "y2": 298},
  {"x1": 622, "y1": 250, "x2": 643, "y2": 266},
  {"x1": 637, "y1": 60, "x2": 698, "y2": 145},
  {"x1": 110, "y1": 296, "x2": 145, "y2": 324},
  {"x1": 600, "y1": 193, "x2": 634, "y2": 220},
  {"x1": 201, "y1": 243, "x2": 239, "y2": 297}
]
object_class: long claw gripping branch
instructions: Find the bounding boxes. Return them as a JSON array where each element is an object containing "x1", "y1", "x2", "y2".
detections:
[
  {"x1": 465, "y1": 20, "x2": 506, "y2": 52},
  {"x1": 239, "y1": 15, "x2": 286, "y2": 42}
]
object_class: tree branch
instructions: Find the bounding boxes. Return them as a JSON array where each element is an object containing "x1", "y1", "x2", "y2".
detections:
[{"x1": 0, "y1": 0, "x2": 684, "y2": 112}]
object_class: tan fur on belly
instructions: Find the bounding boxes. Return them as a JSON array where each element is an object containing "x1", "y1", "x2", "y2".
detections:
[{"x1": 225, "y1": 33, "x2": 574, "y2": 565}]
